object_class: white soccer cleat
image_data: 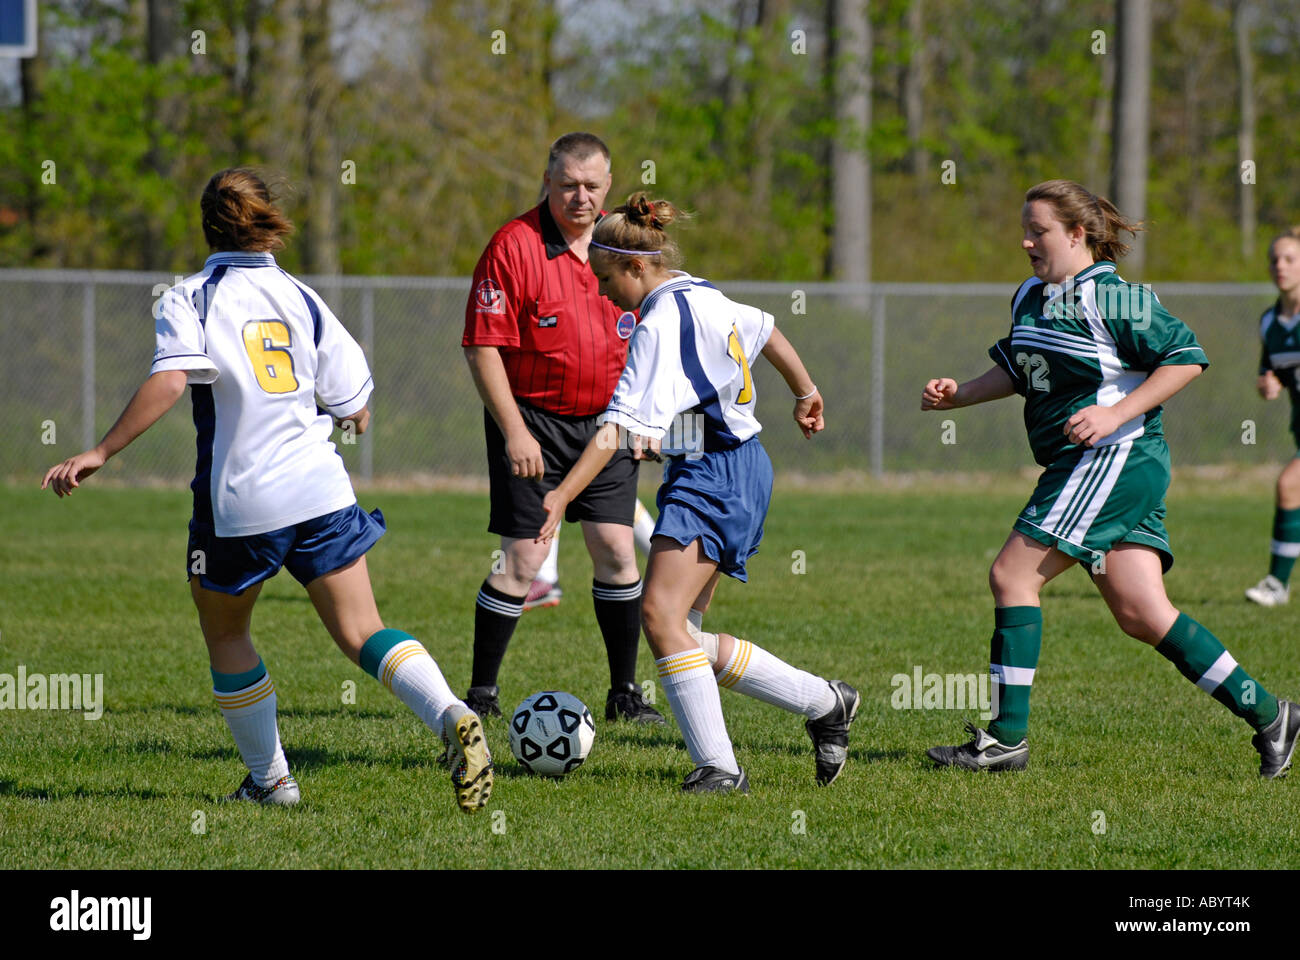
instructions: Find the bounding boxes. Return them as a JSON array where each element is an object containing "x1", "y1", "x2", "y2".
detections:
[
  {"x1": 225, "y1": 772, "x2": 300, "y2": 806},
  {"x1": 1245, "y1": 575, "x2": 1290, "y2": 607}
]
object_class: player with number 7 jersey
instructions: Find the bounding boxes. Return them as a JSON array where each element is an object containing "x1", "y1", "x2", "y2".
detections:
[{"x1": 538, "y1": 193, "x2": 860, "y2": 793}]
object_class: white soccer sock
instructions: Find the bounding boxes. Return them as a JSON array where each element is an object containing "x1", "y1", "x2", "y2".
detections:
[
  {"x1": 717, "y1": 638, "x2": 837, "y2": 718},
  {"x1": 634, "y1": 499, "x2": 656, "y2": 556},
  {"x1": 214, "y1": 673, "x2": 289, "y2": 787},
  {"x1": 376, "y1": 638, "x2": 460, "y2": 734},
  {"x1": 537, "y1": 534, "x2": 560, "y2": 584},
  {"x1": 657, "y1": 649, "x2": 739, "y2": 774},
  {"x1": 684, "y1": 611, "x2": 719, "y2": 664}
]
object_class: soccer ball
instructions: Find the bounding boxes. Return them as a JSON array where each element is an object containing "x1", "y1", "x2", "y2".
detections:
[{"x1": 508, "y1": 691, "x2": 596, "y2": 777}]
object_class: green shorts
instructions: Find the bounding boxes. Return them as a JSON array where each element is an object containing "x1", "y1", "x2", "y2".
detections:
[{"x1": 1013, "y1": 439, "x2": 1174, "y2": 573}]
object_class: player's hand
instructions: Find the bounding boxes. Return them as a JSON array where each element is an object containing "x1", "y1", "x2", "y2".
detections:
[
  {"x1": 506, "y1": 429, "x2": 545, "y2": 480},
  {"x1": 1259, "y1": 371, "x2": 1282, "y2": 401},
  {"x1": 921, "y1": 378, "x2": 959, "y2": 410},
  {"x1": 41, "y1": 448, "x2": 106, "y2": 497},
  {"x1": 629, "y1": 431, "x2": 663, "y2": 462},
  {"x1": 1064, "y1": 405, "x2": 1123, "y2": 447},
  {"x1": 537, "y1": 490, "x2": 568, "y2": 543},
  {"x1": 794, "y1": 391, "x2": 824, "y2": 438}
]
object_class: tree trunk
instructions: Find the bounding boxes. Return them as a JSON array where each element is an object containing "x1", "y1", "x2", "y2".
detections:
[
  {"x1": 1085, "y1": 38, "x2": 1114, "y2": 192},
  {"x1": 1235, "y1": 0, "x2": 1257, "y2": 261},
  {"x1": 142, "y1": 0, "x2": 177, "y2": 269},
  {"x1": 830, "y1": 0, "x2": 871, "y2": 302},
  {"x1": 903, "y1": 0, "x2": 925, "y2": 180},
  {"x1": 300, "y1": 0, "x2": 340, "y2": 276},
  {"x1": 1110, "y1": 0, "x2": 1150, "y2": 277},
  {"x1": 19, "y1": 49, "x2": 44, "y2": 259},
  {"x1": 748, "y1": 0, "x2": 788, "y2": 220}
]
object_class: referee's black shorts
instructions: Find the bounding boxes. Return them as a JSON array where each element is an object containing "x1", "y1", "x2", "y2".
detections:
[{"x1": 485, "y1": 401, "x2": 639, "y2": 539}]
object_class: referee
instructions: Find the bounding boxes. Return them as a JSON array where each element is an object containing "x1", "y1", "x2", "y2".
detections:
[{"x1": 460, "y1": 132, "x2": 663, "y2": 724}]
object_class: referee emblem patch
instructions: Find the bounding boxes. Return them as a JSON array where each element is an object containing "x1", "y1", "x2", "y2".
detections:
[
  {"x1": 475, "y1": 279, "x2": 504, "y2": 314},
  {"x1": 616, "y1": 311, "x2": 636, "y2": 339}
]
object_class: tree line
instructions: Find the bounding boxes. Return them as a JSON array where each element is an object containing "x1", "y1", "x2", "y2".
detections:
[{"x1": 1, "y1": 0, "x2": 1297, "y2": 282}]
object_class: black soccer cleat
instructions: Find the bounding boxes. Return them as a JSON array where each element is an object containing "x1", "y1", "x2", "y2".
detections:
[
  {"x1": 1253, "y1": 698, "x2": 1300, "y2": 780},
  {"x1": 681, "y1": 765, "x2": 749, "y2": 794},
  {"x1": 464, "y1": 684, "x2": 502, "y2": 719},
  {"x1": 805, "y1": 680, "x2": 860, "y2": 786},
  {"x1": 928, "y1": 722, "x2": 1028, "y2": 772},
  {"x1": 605, "y1": 682, "x2": 666, "y2": 724}
]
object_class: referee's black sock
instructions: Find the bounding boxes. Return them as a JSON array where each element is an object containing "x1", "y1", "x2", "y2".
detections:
[
  {"x1": 471, "y1": 580, "x2": 525, "y2": 688},
  {"x1": 592, "y1": 579, "x2": 643, "y2": 688}
]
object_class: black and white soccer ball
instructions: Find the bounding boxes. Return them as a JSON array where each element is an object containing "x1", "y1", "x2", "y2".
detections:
[{"x1": 508, "y1": 691, "x2": 596, "y2": 777}]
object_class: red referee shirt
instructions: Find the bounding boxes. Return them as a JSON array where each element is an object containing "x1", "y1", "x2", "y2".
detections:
[{"x1": 462, "y1": 202, "x2": 634, "y2": 417}]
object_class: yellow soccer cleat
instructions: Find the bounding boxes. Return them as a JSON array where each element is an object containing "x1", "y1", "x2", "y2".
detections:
[{"x1": 445, "y1": 708, "x2": 493, "y2": 811}]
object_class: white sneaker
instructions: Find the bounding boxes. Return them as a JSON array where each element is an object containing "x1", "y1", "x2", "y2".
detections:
[{"x1": 1245, "y1": 575, "x2": 1290, "y2": 607}]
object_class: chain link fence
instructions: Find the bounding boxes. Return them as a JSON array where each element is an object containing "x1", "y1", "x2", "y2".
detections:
[{"x1": 1, "y1": 269, "x2": 1286, "y2": 488}]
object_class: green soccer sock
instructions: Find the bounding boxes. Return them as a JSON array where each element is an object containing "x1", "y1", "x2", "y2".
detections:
[
  {"x1": 1155, "y1": 612, "x2": 1279, "y2": 731},
  {"x1": 1268, "y1": 506, "x2": 1300, "y2": 584},
  {"x1": 986, "y1": 606, "x2": 1042, "y2": 746}
]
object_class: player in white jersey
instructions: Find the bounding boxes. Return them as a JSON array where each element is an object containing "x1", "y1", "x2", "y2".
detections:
[
  {"x1": 537, "y1": 193, "x2": 860, "y2": 793},
  {"x1": 42, "y1": 168, "x2": 491, "y2": 811}
]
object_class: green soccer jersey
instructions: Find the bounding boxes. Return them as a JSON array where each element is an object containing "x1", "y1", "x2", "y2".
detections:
[
  {"x1": 1257, "y1": 300, "x2": 1300, "y2": 446},
  {"x1": 988, "y1": 261, "x2": 1209, "y2": 467}
]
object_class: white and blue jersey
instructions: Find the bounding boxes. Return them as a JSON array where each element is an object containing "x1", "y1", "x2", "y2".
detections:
[
  {"x1": 599, "y1": 272, "x2": 777, "y2": 581},
  {"x1": 152, "y1": 251, "x2": 373, "y2": 538},
  {"x1": 598, "y1": 271, "x2": 774, "y2": 455}
]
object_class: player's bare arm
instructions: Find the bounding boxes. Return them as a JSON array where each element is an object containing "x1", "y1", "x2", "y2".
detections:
[
  {"x1": 921, "y1": 364, "x2": 1017, "y2": 411},
  {"x1": 1258, "y1": 369, "x2": 1282, "y2": 400},
  {"x1": 463, "y1": 345, "x2": 544, "y2": 479},
  {"x1": 1065, "y1": 362, "x2": 1202, "y2": 447},
  {"x1": 336, "y1": 405, "x2": 371, "y2": 435},
  {"x1": 760, "y1": 327, "x2": 824, "y2": 438},
  {"x1": 537, "y1": 422, "x2": 625, "y2": 542},
  {"x1": 41, "y1": 368, "x2": 189, "y2": 497}
]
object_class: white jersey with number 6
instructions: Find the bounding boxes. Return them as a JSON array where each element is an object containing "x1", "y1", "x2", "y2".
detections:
[
  {"x1": 151, "y1": 251, "x2": 373, "y2": 537},
  {"x1": 599, "y1": 272, "x2": 774, "y2": 456}
]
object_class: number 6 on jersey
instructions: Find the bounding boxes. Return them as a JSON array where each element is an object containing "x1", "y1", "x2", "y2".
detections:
[{"x1": 242, "y1": 320, "x2": 300, "y2": 394}]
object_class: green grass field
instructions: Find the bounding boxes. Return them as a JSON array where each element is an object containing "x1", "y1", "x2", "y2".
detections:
[{"x1": 3, "y1": 479, "x2": 1300, "y2": 870}]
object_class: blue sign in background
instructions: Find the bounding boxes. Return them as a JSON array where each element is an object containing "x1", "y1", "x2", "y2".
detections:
[{"x1": 0, "y1": 2, "x2": 29, "y2": 47}]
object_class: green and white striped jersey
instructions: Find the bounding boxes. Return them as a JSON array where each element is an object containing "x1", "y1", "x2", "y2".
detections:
[
  {"x1": 1257, "y1": 300, "x2": 1300, "y2": 446},
  {"x1": 988, "y1": 261, "x2": 1209, "y2": 467}
]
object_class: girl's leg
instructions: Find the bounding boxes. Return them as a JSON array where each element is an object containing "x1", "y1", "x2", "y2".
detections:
[
  {"x1": 642, "y1": 537, "x2": 744, "y2": 783},
  {"x1": 192, "y1": 580, "x2": 295, "y2": 800},
  {"x1": 305, "y1": 555, "x2": 456, "y2": 725},
  {"x1": 1093, "y1": 543, "x2": 1280, "y2": 731},
  {"x1": 1249, "y1": 458, "x2": 1300, "y2": 605},
  {"x1": 685, "y1": 571, "x2": 722, "y2": 661},
  {"x1": 306, "y1": 556, "x2": 490, "y2": 809},
  {"x1": 683, "y1": 567, "x2": 854, "y2": 783},
  {"x1": 983, "y1": 532, "x2": 1076, "y2": 746}
]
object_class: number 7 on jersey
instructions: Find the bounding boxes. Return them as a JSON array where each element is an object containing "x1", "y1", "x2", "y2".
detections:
[{"x1": 727, "y1": 324, "x2": 754, "y2": 404}]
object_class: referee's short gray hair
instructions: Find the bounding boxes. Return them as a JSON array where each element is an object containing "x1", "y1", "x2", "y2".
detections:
[{"x1": 546, "y1": 132, "x2": 611, "y2": 174}]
